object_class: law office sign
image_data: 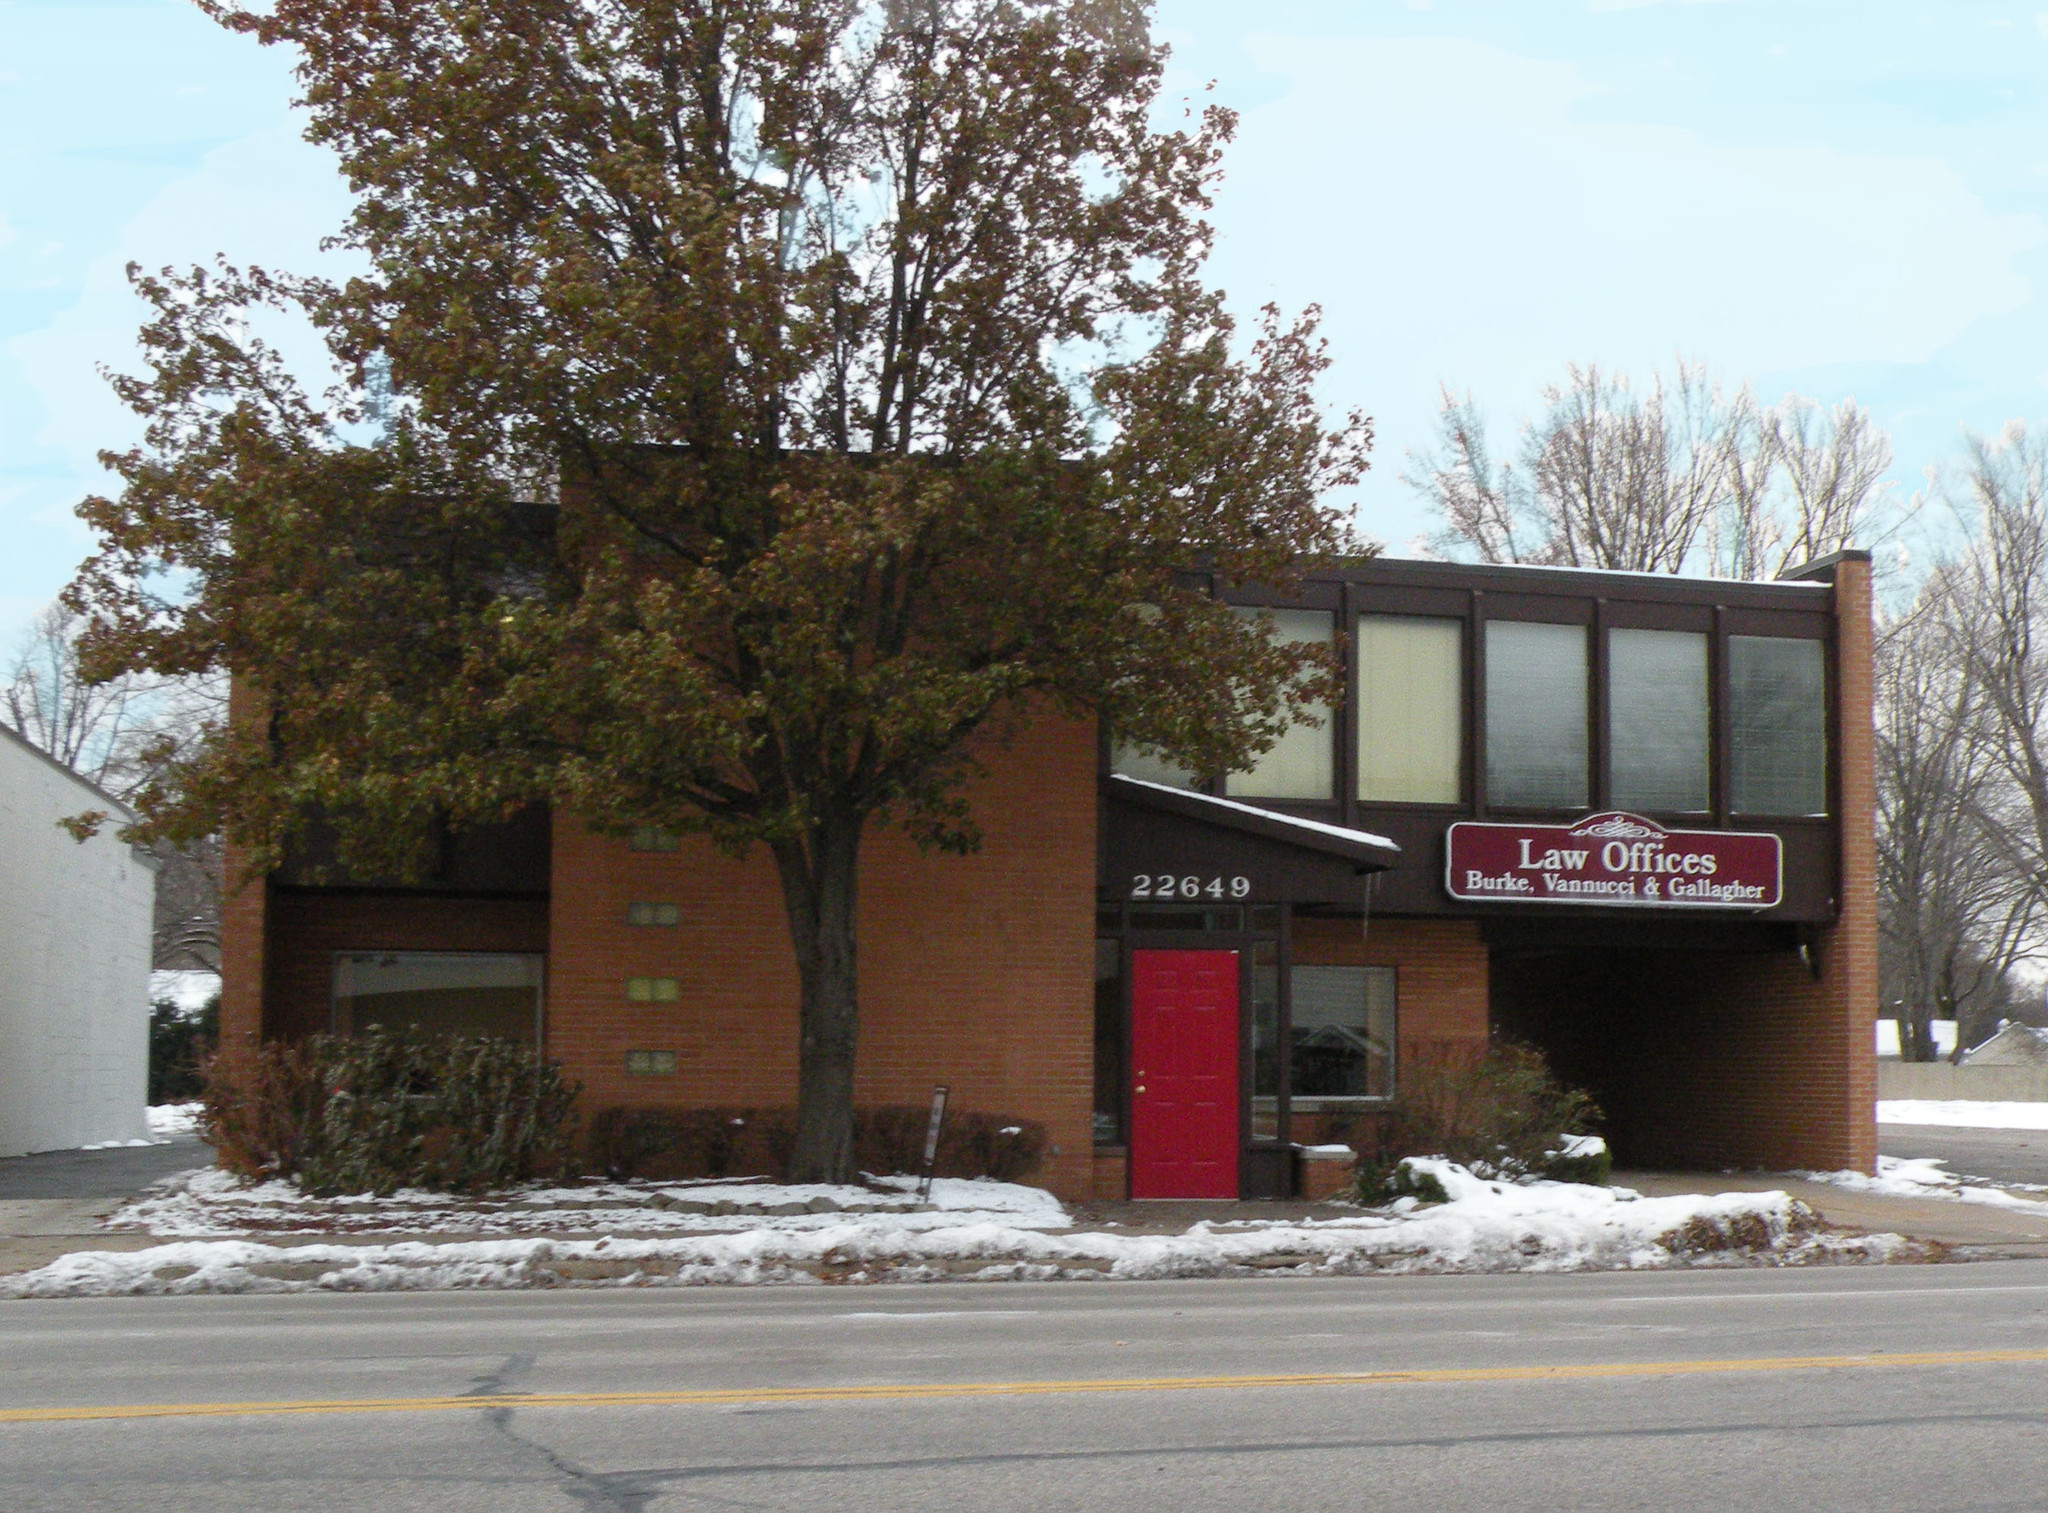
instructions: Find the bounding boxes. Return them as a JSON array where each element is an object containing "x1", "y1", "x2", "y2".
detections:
[{"x1": 1445, "y1": 812, "x2": 1782, "y2": 910}]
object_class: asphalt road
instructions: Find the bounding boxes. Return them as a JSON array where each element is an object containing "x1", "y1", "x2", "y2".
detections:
[
  {"x1": 6, "y1": 1264, "x2": 2048, "y2": 1511},
  {"x1": 1880, "y1": 1124, "x2": 2048, "y2": 1188}
]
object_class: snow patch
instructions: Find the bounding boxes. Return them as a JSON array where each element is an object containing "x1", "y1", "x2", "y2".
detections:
[
  {"x1": 149, "y1": 971, "x2": 220, "y2": 1014},
  {"x1": 1877, "y1": 1099, "x2": 2048, "y2": 1130},
  {"x1": 146, "y1": 1103, "x2": 203, "y2": 1139},
  {"x1": 2, "y1": 1160, "x2": 1920, "y2": 1297},
  {"x1": 104, "y1": 1169, "x2": 1069, "y2": 1240},
  {"x1": 1800, "y1": 1154, "x2": 2048, "y2": 1210}
]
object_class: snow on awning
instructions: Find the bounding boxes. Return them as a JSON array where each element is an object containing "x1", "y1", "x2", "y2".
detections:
[{"x1": 1106, "y1": 774, "x2": 1400, "y2": 871}]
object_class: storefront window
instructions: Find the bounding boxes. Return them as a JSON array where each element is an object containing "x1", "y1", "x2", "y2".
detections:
[
  {"x1": 1250, "y1": 943, "x2": 1281, "y2": 1141},
  {"x1": 1289, "y1": 964, "x2": 1395, "y2": 1103},
  {"x1": 1486, "y1": 620, "x2": 1588, "y2": 808},
  {"x1": 331, "y1": 952, "x2": 544, "y2": 1044},
  {"x1": 1608, "y1": 629, "x2": 1709, "y2": 812},
  {"x1": 1356, "y1": 615, "x2": 1463, "y2": 804},
  {"x1": 1093, "y1": 939, "x2": 1124, "y2": 1145},
  {"x1": 1225, "y1": 608, "x2": 1335, "y2": 801},
  {"x1": 1729, "y1": 635, "x2": 1827, "y2": 815}
]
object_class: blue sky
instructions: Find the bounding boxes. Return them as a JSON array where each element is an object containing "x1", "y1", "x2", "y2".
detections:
[{"x1": 4, "y1": 1, "x2": 2046, "y2": 645}]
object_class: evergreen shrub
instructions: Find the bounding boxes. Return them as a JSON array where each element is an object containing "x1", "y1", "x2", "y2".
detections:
[
  {"x1": 1352, "y1": 1157, "x2": 1452, "y2": 1208},
  {"x1": 202, "y1": 1030, "x2": 581, "y2": 1195},
  {"x1": 588, "y1": 1104, "x2": 1048, "y2": 1184},
  {"x1": 149, "y1": 994, "x2": 220, "y2": 1103}
]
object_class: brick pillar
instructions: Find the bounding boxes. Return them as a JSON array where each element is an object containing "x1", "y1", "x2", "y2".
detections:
[
  {"x1": 1818, "y1": 553, "x2": 1879, "y2": 1172},
  {"x1": 216, "y1": 678, "x2": 269, "y2": 1065}
]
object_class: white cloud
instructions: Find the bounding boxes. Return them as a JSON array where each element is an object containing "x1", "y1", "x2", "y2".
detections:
[
  {"x1": 1204, "y1": 35, "x2": 2047, "y2": 531},
  {"x1": 2037, "y1": 11, "x2": 2048, "y2": 39},
  {"x1": 9, "y1": 126, "x2": 357, "y2": 482}
]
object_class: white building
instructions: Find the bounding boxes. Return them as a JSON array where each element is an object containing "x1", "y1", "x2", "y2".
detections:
[{"x1": 0, "y1": 725, "x2": 155, "y2": 1157}]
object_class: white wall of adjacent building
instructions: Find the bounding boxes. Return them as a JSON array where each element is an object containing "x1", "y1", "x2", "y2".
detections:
[{"x1": 0, "y1": 727, "x2": 155, "y2": 1157}]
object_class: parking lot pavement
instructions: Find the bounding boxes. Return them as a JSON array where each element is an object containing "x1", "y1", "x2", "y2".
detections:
[
  {"x1": 0, "y1": 1137, "x2": 212, "y2": 1202},
  {"x1": 0, "y1": 1138, "x2": 215, "y2": 1277},
  {"x1": 1878, "y1": 1123, "x2": 2048, "y2": 1188}
]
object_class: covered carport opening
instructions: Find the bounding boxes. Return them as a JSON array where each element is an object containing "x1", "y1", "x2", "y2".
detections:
[{"x1": 1483, "y1": 915, "x2": 1828, "y2": 1171}]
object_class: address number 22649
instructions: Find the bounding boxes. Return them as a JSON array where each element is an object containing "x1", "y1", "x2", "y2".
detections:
[{"x1": 1130, "y1": 874, "x2": 1251, "y2": 901}]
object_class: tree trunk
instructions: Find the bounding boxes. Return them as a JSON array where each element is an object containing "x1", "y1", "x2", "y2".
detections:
[{"x1": 773, "y1": 813, "x2": 864, "y2": 1185}]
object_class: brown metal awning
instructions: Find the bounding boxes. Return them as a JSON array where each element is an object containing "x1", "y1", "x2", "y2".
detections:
[{"x1": 1102, "y1": 775, "x2": 1401, "y2": 907}]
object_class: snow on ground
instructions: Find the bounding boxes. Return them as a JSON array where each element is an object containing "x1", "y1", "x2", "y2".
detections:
[
  {"x1": 1, "y1": 1159, "x2": 1918, "y2": 1298},
  {"x1": 105, "y1": 1169, "x2": 1069, "y2": 1240},
  {"x1": 1875, "y1": 1020, "x2": 1957, "y2": 1058},
  {"x1": 1801, "y1": 1154, "x2": 2048, "y2": 1209},
  {"x1": 148, "y1": 970, "x2": 220, "y2": 1014},
  {"x1": 145, "y1": 1103, "x2": 203, "y2": 1139},
  {"x1": 1877, "y1": 1099, "x2": 2048, "y2": 1130}
]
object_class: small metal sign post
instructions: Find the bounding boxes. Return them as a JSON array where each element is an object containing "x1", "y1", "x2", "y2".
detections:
[{"x1": 917, "y1": 1083, "x2": 950, "y2": 1204}]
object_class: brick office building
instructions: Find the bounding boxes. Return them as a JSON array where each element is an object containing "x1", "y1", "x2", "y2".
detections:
[{"x1": 219, "y1": 549, "x2": 1877, "y2": 1200}]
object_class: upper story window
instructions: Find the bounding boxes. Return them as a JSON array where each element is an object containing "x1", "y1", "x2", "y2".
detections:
[
  {"x1": 1224, "y1": 607, "x2": 1334, "y2": 802},
  {"x1": 1356, "y1": 615, "x2": 1463, "y2": 805},
  {"x1": 1729, "y1": 635, "x2": 1827, "y2": 815},
  {"x1": 1486, "y1": 620, "x2": 1588, "y2": 809},
  {"x1": 1109, "y1": 739, "x2": 1196, "y2": 789},
  {"x1": 1608, "y1": 629, "x2": 1710, "y2": 812}
]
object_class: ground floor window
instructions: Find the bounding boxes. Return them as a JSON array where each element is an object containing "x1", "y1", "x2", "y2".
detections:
[
  {"x1": 331, "y1": 951, "x2": 545, "y2": 1044},
  {"x1": 1289, "y1": 964, "x2": 1396, "y2": 1105},
  {"x1": 1250, "y1": 943, "x2": 1282, "y2": 1140}
]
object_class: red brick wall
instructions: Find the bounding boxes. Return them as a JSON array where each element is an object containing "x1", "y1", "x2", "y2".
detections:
[
  {"x1": 1826, "y1": 555, "x2": 1881, "y2": 1172},
  {"x1": 217, "y1": 847, "x2": 266, "y2": 1067},
  {"x1": 261, "y1": 893, "x2": 550, "y2": 1042},
  {"x1": 547, "y1": 712, "x2": 1100, "y2": 1198},
  {"x1": 1485, "y1": 560, "x2": 1877, "y2": 1173},
  {"x1": 215, "y1": 677, "x2": 269, "y2": 1069},
  {"x1": 1290, "y1": 915, "x2": 1491, "y2": 1063}
]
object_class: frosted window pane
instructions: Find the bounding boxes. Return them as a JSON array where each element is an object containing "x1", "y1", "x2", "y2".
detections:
[
  {"x1": 1225, "y1": 607, "x2": 1334, "y2": 801},
  {"x1": 1356, "y1": 616, "x2": 1462, "y2": 804},
  {"x1": 1608, "y1": 629, "x2": 1709, "y2": 811},
  {"x1": 1486, "y1": 621, "x2": 1588, "y2": 808},
  {"x1": 1730, "y1": 636, "x2": 1827, "y2": 815}
]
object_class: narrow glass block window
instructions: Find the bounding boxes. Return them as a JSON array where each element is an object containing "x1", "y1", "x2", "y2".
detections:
[
  {"x1": 1356, "y1": 616, "x2": 1463, "y2": 804},
  {"x1": 1608, "y1": 629, "x2": 1710, "y2": 812},
  {"x1": 624, "y1": 1049, "x2": 677, "y2": 1075},
  {"x1": 332, "y1": 952, "x2": 544, "y2": 1044},
  {"x1": 625, "y1": 901, "x2": 681, "y2": 926},
  {"x1": 1485, "y1": 620, "x2": 1589, "y2": 808},
  {"x1": 1250, "y1": 943, "x2": 1281, "y2": 1141},
  {"x1": 628, "y1": 826, "x2": 681, "y2": 852},
  {"x1": 625, "y1": 977, "x2": 680, "y2": 1003},
  {"x1": 1729, "y1": 635, "x2": 1828, "y2": 815},
  {"x1": 1289, "y1": 965, "x2": 1395, "y2": 1103},
  {"x1": 1225, "y1": 607, "x2": 1335, "y2": 801}
]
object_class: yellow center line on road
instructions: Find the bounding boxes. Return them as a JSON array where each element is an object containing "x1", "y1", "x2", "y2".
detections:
[{"x1": 5, "y1": 1348, "x2": 2047, "y2": 1425}]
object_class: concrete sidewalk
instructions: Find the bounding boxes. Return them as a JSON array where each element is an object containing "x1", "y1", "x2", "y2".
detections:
[{"x1": 0, "y1": 1137, "x2": 214, "y2": 1276}]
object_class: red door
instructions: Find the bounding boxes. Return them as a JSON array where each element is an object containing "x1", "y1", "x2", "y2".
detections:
[{"x1": 1129, "y1": 949, "x2": 1240, "y2": 1199}]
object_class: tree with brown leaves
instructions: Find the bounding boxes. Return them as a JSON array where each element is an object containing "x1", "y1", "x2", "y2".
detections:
[{"x1": 67, "y1": 0, "x2": 1370, "y2": 1182}]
